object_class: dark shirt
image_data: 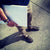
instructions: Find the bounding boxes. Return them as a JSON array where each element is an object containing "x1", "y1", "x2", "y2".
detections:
[{"x1": 0, "y1": 0, "x2": 30, "y2": 6}]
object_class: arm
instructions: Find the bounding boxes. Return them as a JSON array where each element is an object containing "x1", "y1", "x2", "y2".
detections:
[
  {"x1": 0, "y1": 8, "x2": 8, "y2": 21},
  {"x1": 0, "y1": 8, "x2": 18, "y2": 27}
]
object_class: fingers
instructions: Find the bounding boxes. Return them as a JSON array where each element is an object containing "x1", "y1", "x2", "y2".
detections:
[{"x1": 7, "y1": 21, "x2": 18, "y2": 27}]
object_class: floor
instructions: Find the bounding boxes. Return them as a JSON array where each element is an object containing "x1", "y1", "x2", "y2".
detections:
[{"x1": 0, "y1": 0, "x2": 50, "y2": 50}]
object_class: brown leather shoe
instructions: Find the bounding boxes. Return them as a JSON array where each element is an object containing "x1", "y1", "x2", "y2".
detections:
[
  {"x1": 26, "y1": 26, "x2": 39, "y2": 32},
  {"x1": 23, "y1": 35, "x2": 33, "y2": 43}
]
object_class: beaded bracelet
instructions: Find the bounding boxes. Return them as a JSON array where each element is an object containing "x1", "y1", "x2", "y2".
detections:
[{"x1": 3, "y1": 19, "x2": 9, "y2": 23}]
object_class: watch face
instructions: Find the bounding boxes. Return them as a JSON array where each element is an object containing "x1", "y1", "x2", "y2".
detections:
[{"x1": 3, "y1": 5, "x2": 27, "y2": 27}]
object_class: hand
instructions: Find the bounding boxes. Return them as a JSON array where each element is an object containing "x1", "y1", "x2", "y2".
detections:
[{"x1": 7, "y1": 20, "x2": 18, "y2": 27}]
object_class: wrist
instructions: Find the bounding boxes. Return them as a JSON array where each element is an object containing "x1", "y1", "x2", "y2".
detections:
[{"x1": 3, "y1": 19, "x2": 9, "y2": 22}]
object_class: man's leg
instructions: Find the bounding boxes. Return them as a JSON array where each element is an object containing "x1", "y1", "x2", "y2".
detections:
[
  {"x1": 27, "y1": 13, "x2": 32, "y2": 29},
  {"x1": 26, "y1": 1, "x2": 39, "y2": 32},
  {"x1": 26, "y1": 12, "x2": 39, "y2": 32}
]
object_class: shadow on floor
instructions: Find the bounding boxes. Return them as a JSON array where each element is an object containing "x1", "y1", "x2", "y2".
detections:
[
  {"x1": 41, "y1": 0, "x2": 50, "y2": 13},
  {"x1": 0, "y1": 32, "x2": 25, "y2": 49}
]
